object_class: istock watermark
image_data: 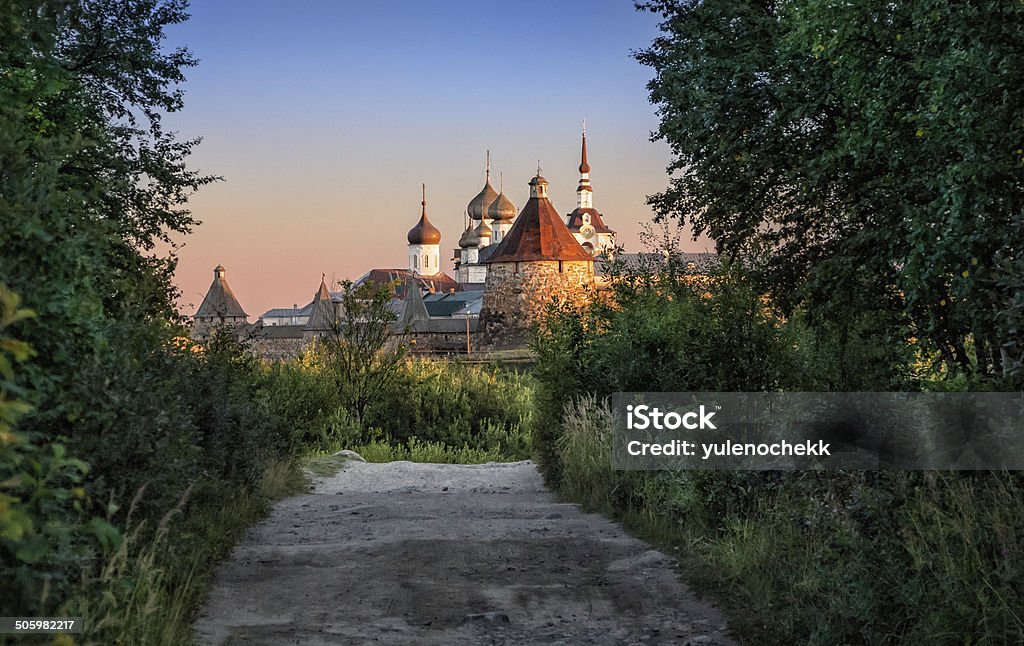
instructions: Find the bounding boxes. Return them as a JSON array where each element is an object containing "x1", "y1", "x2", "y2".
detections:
[
  {"x1": 626, "y1": 404, "x2": 717, "y2": 430},
  {"x1": 612, "y1": 393, "x2": 1024, "y2": 470}
]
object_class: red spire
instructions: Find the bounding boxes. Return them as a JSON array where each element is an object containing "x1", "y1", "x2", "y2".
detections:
[{"x1": 579, "y1": 122, "x2": 590, "y2": 174}]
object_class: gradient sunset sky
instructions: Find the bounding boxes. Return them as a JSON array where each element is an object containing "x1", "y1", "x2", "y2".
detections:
[{"x1": 164, "y1": 0, "x2": 706, "y2": 318}]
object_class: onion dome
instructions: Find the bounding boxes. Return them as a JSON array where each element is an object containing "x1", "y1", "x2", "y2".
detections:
[
  {"x1": 459, "y1": 224, "x2": 480, "y2": 248},
  {"x1": 467, "y1": 152, "x2": 498, "y2": 220},
  {"x1": 475, "y1": 218, "x2": 492, "y2": 239},
  {"x1": 488, "y1": 175, "x2": 517, "y2": 222},
  {"x1": 407, "y1": 184, "x2": 441, "y2": 245}
]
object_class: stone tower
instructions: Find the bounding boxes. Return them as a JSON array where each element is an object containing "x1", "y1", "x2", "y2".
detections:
[
  {"x1": 193, "y1": 265, "x2": 248, "y2": 334},
  {"x1": 481, "y1": 171, "x2": 594, "y2": 344}
]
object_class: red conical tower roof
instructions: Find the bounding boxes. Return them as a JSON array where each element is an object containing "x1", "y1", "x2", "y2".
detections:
[{"x1": 486, "y1": 174, "x2": 592, "y2": 263}]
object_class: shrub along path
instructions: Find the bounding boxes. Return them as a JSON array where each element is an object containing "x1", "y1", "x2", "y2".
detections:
[{"x1": 194, "y1": 459, "x2": 733, "y2": 645}]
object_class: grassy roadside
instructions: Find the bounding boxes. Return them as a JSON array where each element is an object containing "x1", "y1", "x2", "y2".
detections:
[
  {"x1": 49, "y1": 459, "x2": 307, "y2": 646},
  {"x1": 549, "y1": 396, "x2": 1024, "y2": 645}
]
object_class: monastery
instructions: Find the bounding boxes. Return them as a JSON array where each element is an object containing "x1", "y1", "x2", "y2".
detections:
[{"x1": 193, "y1": 129, "x2": 707, "y2": 358}]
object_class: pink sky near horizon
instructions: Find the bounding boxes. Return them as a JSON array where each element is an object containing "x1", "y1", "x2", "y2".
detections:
[{"x1": 162, "y1": 1, "x2": 711, "y2": 319}]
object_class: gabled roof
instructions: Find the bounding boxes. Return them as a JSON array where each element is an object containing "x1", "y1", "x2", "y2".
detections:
[
  {"x1": 260, "y1": 308, "x2": 301, "y2": 318},
  {"x1": 485, "y1": 188, "x2": 593, "y2": 263},
  {"x1": 422, "y1": 290, "x2": 484, "y2": 317},
  {"x1": 195, "y1": 265, "x2": 248, "y2": 320}
]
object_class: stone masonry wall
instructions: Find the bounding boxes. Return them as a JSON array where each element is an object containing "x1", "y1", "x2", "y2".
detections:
[
  {"x1": 480, "y1": 260, "x2": 594, "y2": 347},
  {"x1": 250, "y1": 336, "x2": 306, "y2": 361}
]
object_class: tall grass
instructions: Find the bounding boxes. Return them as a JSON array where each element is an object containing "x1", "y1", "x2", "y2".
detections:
[
  {"x1": 293, "y1": 357, "x2": 535, "y2": 462},
  {"x1": 61, "y1": 459, "x2": 305, "y2": 646},
  {"x1": 554, "y1": 396, "x2": 1024, "y2": 644},
  {"x1": 556, "y1": 394, "x2": 615, "y2": 507}
]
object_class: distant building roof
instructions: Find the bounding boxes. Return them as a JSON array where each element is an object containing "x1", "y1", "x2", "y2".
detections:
[
  {"x1": 423, "y1": 290, "x2": 484, "y2": 317},
  {"x1": 261, "y1": 306, "x2": 308, "y2": 319},
  {"x1": 195, "y1": 265, "x2": 248, "y2": 320},
  {"x1": 252, "y1": 324, "x2": 305, "y2": 340},
  {"x1": 397, "y1": 277, "x2": 430, "y2": 328},
  {"x1": 486, "y1": 175, "x2": 592, "y2": 263},
  {"x1": 566, "y1": 207, "x2": 615, "y2": 234},
  {"x1": 424, "y1": 300, "x2": 464, "y2": 317},
  {"x1": 477, "y1": 244, "x2": 499, "y2": 263},
  {"x1": 356, "y1": 268, "x2": 459, "y2": 297},
  {"x1": 304, "y1": 276, "x2": 337, "y2": 331}
]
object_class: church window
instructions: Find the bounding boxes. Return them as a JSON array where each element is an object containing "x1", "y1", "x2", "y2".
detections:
[{"x1": 413, "y1": 256, "x2": 418, "y2": 269}]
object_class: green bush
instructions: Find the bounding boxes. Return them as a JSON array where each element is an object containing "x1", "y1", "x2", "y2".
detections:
[
  {"x1": 258, "y1": 353, "x2": 535, "y2": 463},
  {"x1": 532, "y1": 261, "x2": 802, "y2": 486},
  {"x1": 362, "y1": 358, "x2": 534, "y2": 457},
  {"x1": 0, "y1": 285, "x2": 120, "y2": 618}
]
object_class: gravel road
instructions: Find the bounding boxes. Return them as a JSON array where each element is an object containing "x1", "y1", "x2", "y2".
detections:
[{"x1": 194, "y1": 459, "x2": 733, "y2": 645}]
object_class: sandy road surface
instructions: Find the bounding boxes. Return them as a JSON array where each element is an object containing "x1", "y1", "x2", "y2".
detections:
[{"x1": 194, "y1": 459, "x2": 733, "y2": 645}]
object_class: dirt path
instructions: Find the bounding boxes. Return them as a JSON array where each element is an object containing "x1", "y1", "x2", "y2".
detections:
[{"x1": 194, "y1": 459, "x2": 733, "y2": 645}]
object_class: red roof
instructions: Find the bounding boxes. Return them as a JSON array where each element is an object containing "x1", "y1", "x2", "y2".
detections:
[
  {"x1": 485, "y1": 193, "x2": 592, "y2": 263},
  {"x1": 566, "y1": 207, "x2": 616, "y2": 234},
  {"x1": 356, "y1": 269, "x2": 459, "y2": 296}
]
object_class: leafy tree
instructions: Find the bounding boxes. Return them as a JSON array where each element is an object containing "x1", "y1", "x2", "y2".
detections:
[
  {"x1": 0, "y1": 0, "x2": 217, "y2": 507},
  {"x1": 636, "y1": 0, "x2": 1024, "y2": 382},
  {"x1": 320, "y1": 280, "x2": 407, "y2": 423}
]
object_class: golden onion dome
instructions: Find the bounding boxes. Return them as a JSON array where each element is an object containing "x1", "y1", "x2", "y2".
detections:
[{"x1": 488, "y1": 190, "x2": 517, "y2": 222}]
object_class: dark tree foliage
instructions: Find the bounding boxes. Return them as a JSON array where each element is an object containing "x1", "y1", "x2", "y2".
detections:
[
  {"x1": 0, "y1": 0, "x2": 217, "y2": 507},
  {"x1": 0, "y1": 4, "x2": 309, "y2": 622},
  {"x1": 0, "y1": 0, "x2": 214, "y2": 440},
  {"x1": 636, "y1": 0, "x2": 1024, "y2": 382}
]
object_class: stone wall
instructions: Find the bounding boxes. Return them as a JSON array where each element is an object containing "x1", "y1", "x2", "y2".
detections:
[
  {"x1": 407, "y1": 331, "x2": 479, "y2": 355},
  {"x1": 250, "y1": 336, "x2": 306, "y2": 361},
  {"x1": 480, "y1": 260, "x2": 594, "y2": 347}
]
